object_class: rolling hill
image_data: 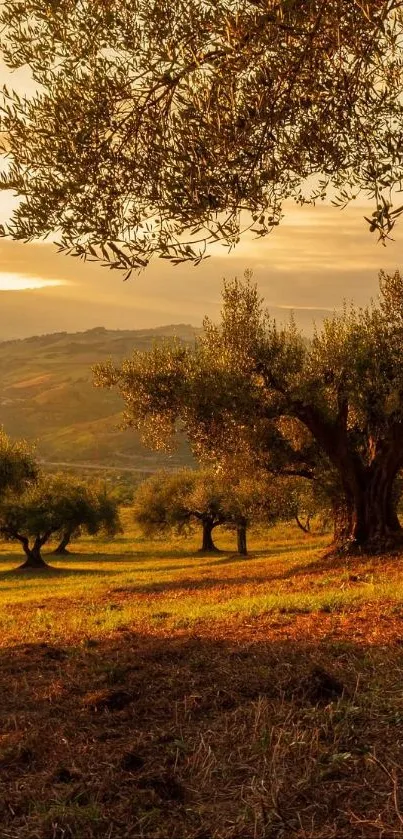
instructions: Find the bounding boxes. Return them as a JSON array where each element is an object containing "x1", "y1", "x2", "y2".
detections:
[{"x1": 0, "y1": 325, "x2": 197, "y2": 470}]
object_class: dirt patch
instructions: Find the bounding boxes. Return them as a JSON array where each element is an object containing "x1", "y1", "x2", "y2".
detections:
[{"x1": 0, "y1": 621, "x2": 403, "y2": 838}]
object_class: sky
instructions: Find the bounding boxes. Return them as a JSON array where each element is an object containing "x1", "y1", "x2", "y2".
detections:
[{"x1": 0, "y1": 64, "x2": 402, "y2": 340}]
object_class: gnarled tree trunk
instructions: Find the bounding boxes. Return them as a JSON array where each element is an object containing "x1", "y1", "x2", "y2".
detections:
[
  {"x1": 297, "y1": 404, "x2": 403, "y2": 555},
  {"x1": 336, "y1": 467, "x2": 402, "y2": 553},
  {"x1": 200, "y1": 519, "x2": 219, "y2": 552},
  {"x1": 20, "y1": 537, "x2": 49, "y2": 569}
]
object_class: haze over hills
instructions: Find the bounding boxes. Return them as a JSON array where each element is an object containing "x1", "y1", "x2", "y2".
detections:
[{"x1": 0, "y1": 325, "x2": 198, "y2": 470}]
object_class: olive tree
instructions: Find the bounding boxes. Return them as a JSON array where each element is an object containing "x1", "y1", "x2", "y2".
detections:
[
  {"x1": 134, "y1": 469, "x2": 229, "y2": 552},
  {"x1": 0, "y1": 429, "x2": 37, "y2": 496},
  {"x1": 0, "y1": 474, "x2": 121, "y2": 568},
  {"x1": 1, "y1": 1, "x2": 402, "y2": 272},
  {"x1": 220, "y1": 472, "x2": 293, "y2": 555},
  {"x1": 51, "y1": 478, "x2": 122, "y2": 554},
  {"x1": 96, "y1": 270, "x2": 403, "y2": 554}
]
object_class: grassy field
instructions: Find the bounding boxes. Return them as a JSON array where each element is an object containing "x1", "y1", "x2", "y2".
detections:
[{"x1": 1, "y1": 519, "x2": 403, "y2": 838}]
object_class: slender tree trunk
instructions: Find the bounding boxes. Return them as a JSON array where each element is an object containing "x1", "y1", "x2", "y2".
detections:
[
  {"x1": 52, "y1": 530, "x2": 72, "y2": 555},
  {"x1": 236, "y1": 522, "x2": 248, "y2": 555},
  {"x1": 295, "y1": 514, "x2": 311, "y2": 534},
  {"x1": 200, "y1": 520, "x2": 219, "y2": 552}
]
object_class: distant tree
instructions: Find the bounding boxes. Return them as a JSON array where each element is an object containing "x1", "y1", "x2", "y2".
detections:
[
  {"x1": 134, "y1": 467, "x2": 290, "y2": 555},
  {"x1": 1, "y1": 2, "x2": 402, "y2": 271},
  {"x1": 220, "y1": 470, "x2": 294, "y2": 555},
  {"x1": 134, "y1": 469, "x2": 228, "y2": 552},
  {"x1": 96, "y1": 270, "x2": 403, "y2": 554},
  {"x1": 52, "y1": 478, "x2": 122, "y2": 555},
  {"x1": 0, "y1": 474, "x2": 121, "y2": 569},
  {"x1": 0, "y1": 429, "x2": 37, "y2": 497}
]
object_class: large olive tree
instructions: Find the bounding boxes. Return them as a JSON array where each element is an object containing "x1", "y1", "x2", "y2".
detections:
[
  {"x1": 96, "y1": 270, "x2": 403, "y2": 554},
  {"x1": 1, "y1": 1, "x2": 402, "y2": 271}
]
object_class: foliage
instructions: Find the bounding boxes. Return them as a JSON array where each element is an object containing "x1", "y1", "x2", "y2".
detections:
[
  {"x1": 0, "y1": 428, "x2": 37, "y2": 496},
  {"x1": 53, "y1": 476, "x2": 122, "y2": 544},
  {"x1": 1, "y1": 2, "x2": 403, "y2": 271},
  {"x1": 134, "y1": 467, "x2": 293, "y2": 553},
  {"x1": 96, "y1": 269, "x2": 403, "y2": 551},
  {"x1": 133, "y1": 469, "x2": 228, "y2": 550},
  {"x1": 0, "y1": 473, "x2": 122, "y2": 565}
]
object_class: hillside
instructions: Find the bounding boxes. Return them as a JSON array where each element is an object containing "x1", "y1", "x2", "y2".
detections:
[{"x1": 0, "y1": 325, "x2": 198, "y2": 469}]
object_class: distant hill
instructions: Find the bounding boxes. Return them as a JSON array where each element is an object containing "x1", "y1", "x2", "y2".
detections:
[{"x1": 0, "y1": 325, "x2": 199, "y2": 470}]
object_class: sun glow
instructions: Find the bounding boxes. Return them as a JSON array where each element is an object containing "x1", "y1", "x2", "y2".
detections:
[{"x1": 0, "y1": 273, "x2": 66, "y2": 291}]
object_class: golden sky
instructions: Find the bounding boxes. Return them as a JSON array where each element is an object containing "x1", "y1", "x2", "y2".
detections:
[{"x1": 0, "y1": 62, "x2": 402, "y2": 339}]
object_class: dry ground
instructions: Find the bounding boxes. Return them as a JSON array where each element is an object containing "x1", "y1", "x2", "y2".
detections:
[{"x1": 0, "y1": 521, "x2": 403, "y2": 838}]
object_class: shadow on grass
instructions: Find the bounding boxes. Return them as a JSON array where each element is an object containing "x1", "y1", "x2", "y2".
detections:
[
  {"x1": 204, "y1": 540, "x2": 324, "y2": 568},
  {"x1": 0, "y1": 630, "x2": 401, "y2": 839},
  {"x1": 128, "y1": 573, "x2": 280, "y2": 595},
  {"x1": 57, "y1": 547, "x2": 220, "y2": 563},
  {"x1": 274, "y1": 548, "x2": 385, "y2": 582},
  {"x1": 0, "y1": 564, "x2": 118, "y2": 582}
]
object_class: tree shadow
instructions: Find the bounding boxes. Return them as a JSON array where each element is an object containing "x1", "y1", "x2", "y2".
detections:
[
  {"x1": 204, "y1": 540, "x2": 323, "y2": 568},
  {"x1": 273, "y1": 549, "x2": 385, "y2": 582},
  {"x1": 0, "y1": 565, "x2": 118, "y2": 581},
  {"x1": 0, "y1": 629, "x2": 401, "y2": 839},
  {"x1": 128, "y1": 573, "x2": 275, "y2": 594},
  {"x1": 63, "y1": 547, "x2": 216, "y2": 563}
]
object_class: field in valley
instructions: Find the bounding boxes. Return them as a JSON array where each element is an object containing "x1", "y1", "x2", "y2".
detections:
[{"x1": 1, "y1": 519, "x2": 403, "y2": 838}]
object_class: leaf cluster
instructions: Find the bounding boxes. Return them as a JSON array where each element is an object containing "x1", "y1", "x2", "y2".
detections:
[
  {"x1": 0, "y1": 471, "x2": 122, "y2": 548},
  {"x1": 0, "y1": 428, "x2": 37, "y2": 496},
  {"x1": 1, "y1": 1, "x2": 402, "y2": 270}
]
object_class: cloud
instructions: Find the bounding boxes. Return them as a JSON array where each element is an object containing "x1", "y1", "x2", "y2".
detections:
[
  {"x1": 0, "y1": 198, "x2": 401, "y2": 339},
  {"x1": 0, "y1": 272, "x2": 68, "y2": 291}
]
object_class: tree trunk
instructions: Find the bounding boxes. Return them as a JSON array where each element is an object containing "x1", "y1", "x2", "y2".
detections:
[
  {"x1": 295, "y1": 514, "x2": 311, "y2": 534},
  {"x1": 335, "y1": 469, "x2": 402, "y2": 553},
  {"x1": 200, "y1": 520, "x2": 219, "y2": 552},
  {"x1": 20, "y1": 538, "x2": 48, "y2": 570},
  {"x1": 236, "y1": 522, "x2": 248, "y2": 555},
  {"x1": 52, "y1": 530, "x2": 72, "y2": 555}
]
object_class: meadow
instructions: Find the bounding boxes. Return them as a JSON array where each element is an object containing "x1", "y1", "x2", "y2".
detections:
[{"x1": 1, "y1": 516, "x2": 403, "y2": 838}]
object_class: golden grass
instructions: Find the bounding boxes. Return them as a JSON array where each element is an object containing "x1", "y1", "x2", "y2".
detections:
[
  {"x1": 1, "y1": 520, "x2": 403, "y2": 647},
  {"x1": 1, "y1": 520, "x2": 403, "y2": 838}
]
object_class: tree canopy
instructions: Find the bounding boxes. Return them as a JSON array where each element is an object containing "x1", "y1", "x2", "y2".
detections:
[
  {"x1": 96, "y1": 269, "x2": 403, "y2": 553},
  {"x1": 52, "y1": 477, "x2": 122, "y2": 554},
  {"x1": 1, "y1": 1, "x2": 402, "y2": 272},
  {"x1": 0, "y1": 429, "x2": 37, "y2": 497},
  {"x1": 0, "y1": 473, "x2": 122, "y2": 569},
  {"x1": 134, "y1": 469, "x2": 229, "y2": 552},
  {"x1": 134, "y1": 467, "x2": 290, "y2": 554}
]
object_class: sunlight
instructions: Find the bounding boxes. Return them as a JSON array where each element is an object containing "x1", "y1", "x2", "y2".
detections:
[{"x1": 0, "y1": 272, "x2": 66, "y2": 291}]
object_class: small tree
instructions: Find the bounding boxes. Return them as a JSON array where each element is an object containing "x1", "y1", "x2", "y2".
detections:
[
  {"x1": 134, "y1": 468, "x2": 290, "y2": 555},
  {"x1": 0, "y1": 429, "x2": 37, "y2": 496},
  {"x1": 52, "y1": 478, "x2": 122, "y2": 555},
  {"x1": 0, "y1": 474, "x2": 121, "y2": 569},
  {"x1": 221, "y1": 472, "x2": 291, "y2": 555},
  {"x1": 134, "y1": 469, "x2": 228, "y2": 552}
]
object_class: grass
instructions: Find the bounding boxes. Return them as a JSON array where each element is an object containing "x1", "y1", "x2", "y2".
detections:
[{"x1": 1, "y1": 519, "x2": 403, "y2": 838}]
